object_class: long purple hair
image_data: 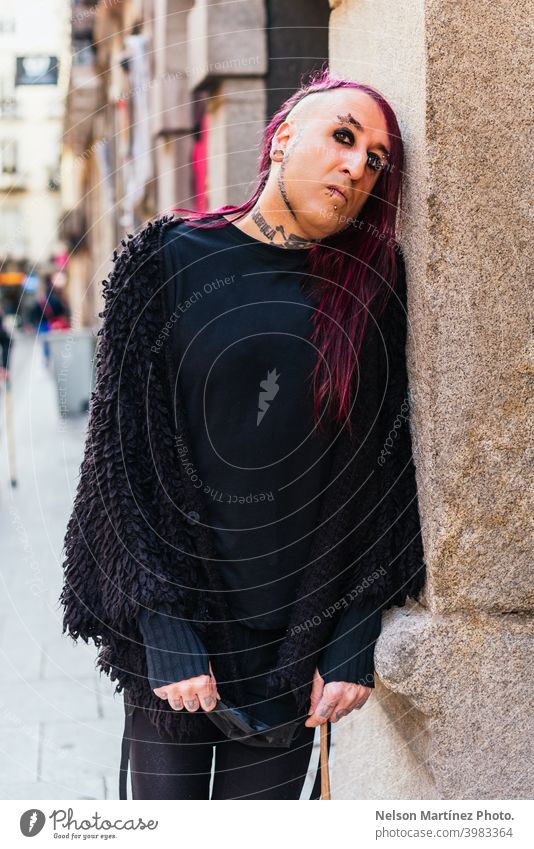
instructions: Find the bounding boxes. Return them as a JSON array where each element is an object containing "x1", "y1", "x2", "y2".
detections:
[{"x1": 171, "y1": 66, "x2": 404, "y2": 436}]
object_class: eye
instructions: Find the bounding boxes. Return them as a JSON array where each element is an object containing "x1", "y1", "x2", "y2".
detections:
[
  {"x1": 334, "y1": 128, "x2": 387, "y2": 173},
  {"x1": 333, "y1": 128, "x2": 354, "y2": 145},
  {"x1": 367, "y1": 153, "x2": 385, "y2": 172}
]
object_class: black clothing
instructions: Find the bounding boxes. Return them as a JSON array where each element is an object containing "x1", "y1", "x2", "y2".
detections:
[
  {"x1": 163, "y1": 217, "x2": 335, "y2": 628},
  {"x1": 141, "y1": 606, "x2": 210, "y2": 685},
  {"x1": 59, "y1": 213, "x2": 426, "y2": 747},
  {"x1": 121, "y1": 616, "x2": 321, "y2": 799},
  {"x1": 0, "y1": 319, "x2": 11, "y2": 369},
  {"x1": 139, "y1": 217, "x2": 382, "y2": 703},
  {"x1": 139, "y1": 596, "x2": 381, "y2": 690},
  {"x1": 124, "y1": 696, "x2": 316, "y2": 800}
]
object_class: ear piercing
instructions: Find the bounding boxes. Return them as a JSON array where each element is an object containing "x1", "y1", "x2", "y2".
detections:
[{"x1": 271, "y1": 149, "x2": 284, "y2": 161}]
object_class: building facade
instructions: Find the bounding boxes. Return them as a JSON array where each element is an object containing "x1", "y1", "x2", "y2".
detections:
[
  {"x1": 0, "y1": 0, "x2": 69, "y2": 313},
  {"x1": 62, "y1": 0, "x2": 532, "y2": 799},
  {"x1": 62, "y1": 0, "x2": 329, "y2": 326}
]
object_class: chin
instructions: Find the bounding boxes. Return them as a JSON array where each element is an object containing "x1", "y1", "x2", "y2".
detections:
[
  {"x1": 300, "y1": 207, "x2": 340, "y2": 240},
  {"x1": 325, "y1": 206, "x2": 358, "y2": 235}
]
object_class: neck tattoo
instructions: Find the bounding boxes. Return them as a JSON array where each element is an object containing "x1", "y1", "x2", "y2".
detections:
[
  {"x1": 277, "y1": 173, "x2": 295, "y2": 220},
  {"x1": 278, "y1": 163, "x2": 296, "y2": 220},
  {"x1": 251, "y1": 207, "x2": 319, "y2": 249},
  {"x1": 276, "y1": 127, "x2": 303, "y2": 222}
]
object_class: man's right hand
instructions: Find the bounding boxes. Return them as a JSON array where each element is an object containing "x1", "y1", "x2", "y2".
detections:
[{"x1": 153, "y1": 661, "x2": 221, "y2": 712}]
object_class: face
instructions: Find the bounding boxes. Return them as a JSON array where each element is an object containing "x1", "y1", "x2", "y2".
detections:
[{"x1": 268, "y1": 88, "x2": 392, "y2": 239}]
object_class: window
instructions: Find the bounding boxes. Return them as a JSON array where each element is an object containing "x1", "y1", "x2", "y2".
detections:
[{"x1": 0, "y1": 139, "x2": 17, "y2": 174}]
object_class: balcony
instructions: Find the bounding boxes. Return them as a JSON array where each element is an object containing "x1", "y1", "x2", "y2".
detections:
[
  {"x1": 186, "y1": 0, "x2": 267, "y2": 91},
  {"x1": 58, "y1": 207, "x2": 88, "y2": 251},
  {"x1": 63, "y1": 62, "x2": 102, "y2": 156}
]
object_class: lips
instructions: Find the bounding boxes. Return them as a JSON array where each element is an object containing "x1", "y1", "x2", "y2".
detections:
[{"x1": 326, "y1": 185, "x2": 347, "y2": 203}]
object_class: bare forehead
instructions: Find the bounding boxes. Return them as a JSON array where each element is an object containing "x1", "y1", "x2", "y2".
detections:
[{"x1": 289, "y1": 88, "x2": 387, "y2": 132}]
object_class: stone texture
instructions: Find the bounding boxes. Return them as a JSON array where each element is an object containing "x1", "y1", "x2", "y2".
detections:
[
  {"x1": 187, "y1": 0, "x2": 267, "y2": 91},
  {"x1": 329, "y1": 0, "x2": 532, "y2": 799},
  {"x1": 376, "y1": 605, "x2": 534, "y2": 798},
  {"x1": 206, "y1": 78, "x2": 267, "y2": 208},
  {"x1": 332, "y1": 676, "x2": 437, "y2": 799}
]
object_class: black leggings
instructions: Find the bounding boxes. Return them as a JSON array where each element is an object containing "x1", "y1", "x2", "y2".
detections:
[{"x1": 125, "y1": 703, "x2": 318, "y2": 800}]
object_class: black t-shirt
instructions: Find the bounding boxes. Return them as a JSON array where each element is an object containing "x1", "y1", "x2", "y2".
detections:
[{"x1": 162, "y1": 216, "x2": 336, "y2": 628}]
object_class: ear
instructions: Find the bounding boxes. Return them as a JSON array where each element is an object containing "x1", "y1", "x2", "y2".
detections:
[{"x1": 272, "y1": 119, "x2": 293, "y2": 153}]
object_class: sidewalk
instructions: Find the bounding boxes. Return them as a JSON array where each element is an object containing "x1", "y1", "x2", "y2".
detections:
[
  {"x1": 0, "y1": 332, "x2": 123, "y2": 799},
  {"x1": 0, "y1": 332, "x2": 326, "y2": 800}
]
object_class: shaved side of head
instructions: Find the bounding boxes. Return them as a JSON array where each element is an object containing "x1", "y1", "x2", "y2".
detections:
[{"x1": 285, "y1": 89, "x2": 336, "y2": 129}]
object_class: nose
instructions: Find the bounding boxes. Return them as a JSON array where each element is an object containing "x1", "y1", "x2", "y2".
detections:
[{"x1": 340, "y1": 146, "x2": 367, "y2": 182}]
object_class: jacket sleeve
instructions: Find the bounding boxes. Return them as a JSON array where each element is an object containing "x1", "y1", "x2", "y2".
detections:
[
  {"x1": 58, "y1": 220, "x2": 196, "y2": 649},
  {"x1": 138, "y1": 606, "x2": 209, "y2": 690},
  {"x1": 317, "y1": 600, "x2": 382, "y2": 687}
]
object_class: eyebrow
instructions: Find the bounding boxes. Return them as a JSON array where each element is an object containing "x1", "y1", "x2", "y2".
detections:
[{"x1": 336, "y1": 112, "x2": 391, "y2": 159}]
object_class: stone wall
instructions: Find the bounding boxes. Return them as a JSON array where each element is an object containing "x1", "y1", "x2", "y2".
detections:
[{"x1": 328, "y1": 0, "x2": 532, "y2": 799}]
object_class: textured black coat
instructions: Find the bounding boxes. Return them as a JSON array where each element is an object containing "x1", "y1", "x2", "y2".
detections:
[{"x1": 59, "y1": 213, "x2": 426, "y2": 742}]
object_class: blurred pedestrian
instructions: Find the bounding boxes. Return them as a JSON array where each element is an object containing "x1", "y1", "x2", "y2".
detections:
[
  {"x1": 0, "y1": 306, "x2": 17, "y2": 485},
  {"x1": 0, "y1": 307, "x2": 12, "y2": 382},
  {"x1": 27, "y1": 275, "x2": 70, "y2": 366}
]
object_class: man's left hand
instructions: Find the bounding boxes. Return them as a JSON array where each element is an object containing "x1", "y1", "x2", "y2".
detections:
[{"x1": 304, "y1": 667, "x2": 372, "y2": 727}]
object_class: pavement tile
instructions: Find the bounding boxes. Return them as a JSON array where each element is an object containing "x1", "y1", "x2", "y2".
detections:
[
  {"x1": 40, "y1": 717, "x2": 124, "y2": 790},
  {"x1": 41, "y1": 636, "x2": 99, "y2": 682},
  {"x1": 0, "y1": 675, "x2": 100, "y2": 727},
  {"x1": 0, "y1": 778, "x2": 103, "y2": 800},
  {"x1": 0, "y1": 721, "x2": 40, "y2": 783}
]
